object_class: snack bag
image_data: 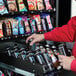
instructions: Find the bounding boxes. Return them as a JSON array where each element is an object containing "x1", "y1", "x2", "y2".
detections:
[
  {"x1": 32, "y1": 15, "x2": 42, "y2": 32},
  {"x1": 0, "y1": 22, "x2": 3, "y2": 38},
  {"x1": 0, "y1": 0, "x2": 8, "y2": 15},
  {"x1": 3, "y1": 19, "x2": 12, "y2": 36},
  {"x1": 27, "y1": 0, "x2": 37, "y2": 10},
  {"x1": 17, "y1": 0, "x2": 27, "y2": 12},
  {"x1": 46, "y1": 14, "x2": 53, "y2": 30},
  {"x1": 10, "y1": 19, "x2": 18, "y2": 35},
  {"x1": 15, "y1": 17, "x2": 25, "y2": 35},
  {"x1": 22, "y1": 16, "x2": 31, "y2": 34},
  {"x1": 36, "y1": 0, "x2": 44, "y2": 10},
  {"x1": 40, "y1": 14, "x2": 47, "y2": 31},
  {"x1": 7, "y1": 0, "x2": 18, "y2": 12},
  {"x1": 41, "y1": 18, "x2": 47, "y2": 31},
  {"x1": 30, "y1": 19, "x2": 36, "y2": 33},
  {"x1": 44, "y1": 0, "x2": 53, "y2": 10}
]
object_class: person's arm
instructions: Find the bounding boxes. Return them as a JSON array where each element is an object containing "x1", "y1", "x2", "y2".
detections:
[
  {"x1": 44, "y1": 16, "x2": 76, "y2": 42},
  {"x1": 71, "y1": 59, "x2": 76, "y2": 72}
]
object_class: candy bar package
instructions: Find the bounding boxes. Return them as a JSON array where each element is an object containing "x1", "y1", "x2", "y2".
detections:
[
  {"x1": 27, "y1": 0, "x2": 37, "y2": 10},
  {"x1": 41, "y1": 19, "x2": 47, "y2": 31},
  {"x1": 15, "y1": 17, "x2": 25, "y2": 35},
  {"x1": 10, "y1": 19, "x2": 18, "y2": 35},
  {"x1": 6, "y1": 0, "x2": 18, "y2": 12},
  {"x1": 0, "y1": 0, "x2": 8, "y2": 15},
  {"x1": 17, "y1": 0, "x2": 27, "y2": 12},
  {"x1": 46, "y1": 14, "x2": 53, "y2": 30},
  {"x1": 22, "y1": 16, "x2": 31, "y2": 34},
  {"x1": 30, "y1": 19, "x2": 36, "y2": 33},
  {"x1": 44, "y1": 0, "x2": 53, "y2": 10},
  {"x1": 32, "y1": 15, "x2": 42, "y2": 32},
  {"x1": 3, "y1": 19, "x2": 12, "y2": 36},
  {"x1": 0, "y1": 22, "x2": 3, "y2": 38},
  {"x1": 36, "y1": 0, "x2": 44, "y2": 10},
  {"x1": 41, "y1": 14, "x2": 47, "y2": 31}
]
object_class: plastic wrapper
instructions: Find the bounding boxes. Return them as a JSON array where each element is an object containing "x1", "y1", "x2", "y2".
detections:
[
  {"x1": 46, "y1": 14, "x2": 53, "y2": 30},
  {"x1": 3, "y1": 19, "x2": 12, "y2": 36},
  {"x1": 44, "y1": 0, "x2": 53, "y2": 10},
  {"x1": 17, "y1": 0, "x2": 27, "y2": 12},
  {"x1": 41, "y1": 18, "x2": 47, "y2": 31},
  {"x1": 9, "y1": 19, "x2": 18, "y2": 35},
  {"x1": 0, "y1": 0, "x2": 8, "y2": 15},
  {"x1": 36, "y1": 0, "x2": 44, "y2": 10},
  {"x1": 22, "y1": 16, "x2": 31, "y2": 34},
  {"x1": 41, "y1": 14, "x2": 47, "y2": 31},
  {"x1": 30, "y1": 19, "x2": 36, "y2": 33},
  {"x1": 7, "y1": 0, "x2": 18, "y2": 12},
  {"x1": 15, "y1": 17, "x2": 25, "y2": 35},
  {"x1": 32, "y1": 15, "x2": 42, "y2": 32},
  {"x1": 0, "y1": 22, "x2": 3, "y2": 38},
  {"x1": 27, "y1": 0, "x2": 37, "y2": 10}
]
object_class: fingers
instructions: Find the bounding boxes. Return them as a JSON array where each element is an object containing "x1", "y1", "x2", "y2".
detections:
[
  {"x1": 26, "y1": 34, "x2": 35, "y2": 43},
  {"x1": 30, "y1": 39, "x2": 37, "y2": 46},
  {"x1": 70, "y1": 56, "x2": 75, "y2": 59},
  {"x1": 60, "y1": 62, "x2": 63, "y2": 66},
  {"x1": 58, "y1": 55, "x2": 64, "y2": 60},
  {"x1": 58, "y1": 55, "x2": 65, "y2": 62},
  {"x1": 58, "y1": 55, "x2": 64, "y2": 67}
]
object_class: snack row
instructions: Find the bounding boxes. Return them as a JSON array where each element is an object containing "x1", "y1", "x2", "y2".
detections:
[
  {"x1": 0, "y1": 0, "x2": 53, "y2": 15},
  {"x1": 0, "y1": 14, "x2": 53, "y2": 38}
]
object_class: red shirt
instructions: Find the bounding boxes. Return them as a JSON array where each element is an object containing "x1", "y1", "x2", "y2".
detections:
[{"x1": 44, "y1": 16, "x2": 76, "y2": 72}]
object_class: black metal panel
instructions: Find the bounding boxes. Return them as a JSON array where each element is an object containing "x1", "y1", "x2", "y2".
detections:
[
  {"x1": 58, "y1": 0, "x2": 71, "y2": 26},
  {"x1": 0, "y1": 53, "x2": 44, "y2": 76}
]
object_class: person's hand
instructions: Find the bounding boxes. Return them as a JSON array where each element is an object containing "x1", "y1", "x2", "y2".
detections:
[
  {"x1": 58, "y1": 55, "x2": 75, "y2": 70},
  {"x1": 26, "y1": 34, "x2": 44, "y2": 45}
]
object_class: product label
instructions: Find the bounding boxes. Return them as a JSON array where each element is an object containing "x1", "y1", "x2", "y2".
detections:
[
  {"x1": 24, "y1": 21, "x2": 31, "y2": 33},
  {"x1": 27, "y1": 0, "x2": 37, "y2": 10},
  {"x1": 33, "y1": 15, "x2": 42, "y2": 32},
  {"x1": 30, "y1": 20, "x2": 36, "y2": 33},
  {"x1": 11, "y1": 19, "x2": 18, "y2": 35},
  {"x1": 0, "y1": 1, "x2": 8, "y2": 14},
  {"x1": 18, "y1": 0, "x2": 27, "y2": 11},
  {"x1": 41, "y1": 19, "x2": 47, "y2": 31},
  {"x1": 5, "y1": 20, "x2": 12, "y2": 36},
  {"x1": 0, "y1": 22, "x2": 3, "y2": 38},
  {"x1": 36, "y1": 0, "x2": 44, "y2": 10},
  {"x1": 44, "y1": 0, "x2": 53, "y2": 10},
  {"x1": 16, "y1": 17, "x2": 25, "y2": 35},
  {"x1": 46, "y1": 15, "x2": 53, "y2": 30},
  {"x1": 7, "y1": 0, "x2": 18, "y2": 12}
]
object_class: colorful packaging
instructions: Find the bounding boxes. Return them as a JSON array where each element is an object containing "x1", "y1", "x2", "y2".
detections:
[
  {"x1": 4, "y1": 20, "x2": 12, "y2": 36},
  {"x1": 24, "y1": 20, "x2": 31, "y2": 34},
  {"x1": 41, "y1": 19, "x2": 47, "y2": 31},
  {"x1": 22, "y1": 16, "x2": 31, "y2": 34},
  {"x1": 11, "y1": 19, "x2": 18, "y2": 35},
  {"x1": 0, "y1": 70, "x2": 5, "y2": 76},
  {"x1": 44, "y1": 0, "x2": 53, "y2": 10},
  {"x1": 0, "y1": 22, "x2": 3, "y2": 38},
  {"x1": 46, "y1": 14, "x2": 53, "y2": 30},
  {"x1": 30, "y1": 19, "x2": 36, "y2": 33},
  {"x1": 33, "y1": 15, "x2": 42, "y2": 32},
  {"x1": 0, "y1": 0, "x2": 8, "y2": 15},
  {"x1": 15, "y1": 17, "x2": 25, "y2": 35},
  {"x1": 17, "y1": 0, "x2": 27, "y2": 12},
  {"x1": 7, "y1": 0, "x2": 18, "y2": 12},
  {"x1": 27, "y1": 0, "x2": 37, "y2": 10},
  {"x1": 36, "y1": 0, "x2": 44, "y2": 10}
]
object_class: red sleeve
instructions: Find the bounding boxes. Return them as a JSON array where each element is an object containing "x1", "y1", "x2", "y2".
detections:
[
  {"x1": 71, "y1": 59, "x2": 76, "y2": 72},
  {"x1": 44, "y1": 16, "x2": 76, "y2": 42}
]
